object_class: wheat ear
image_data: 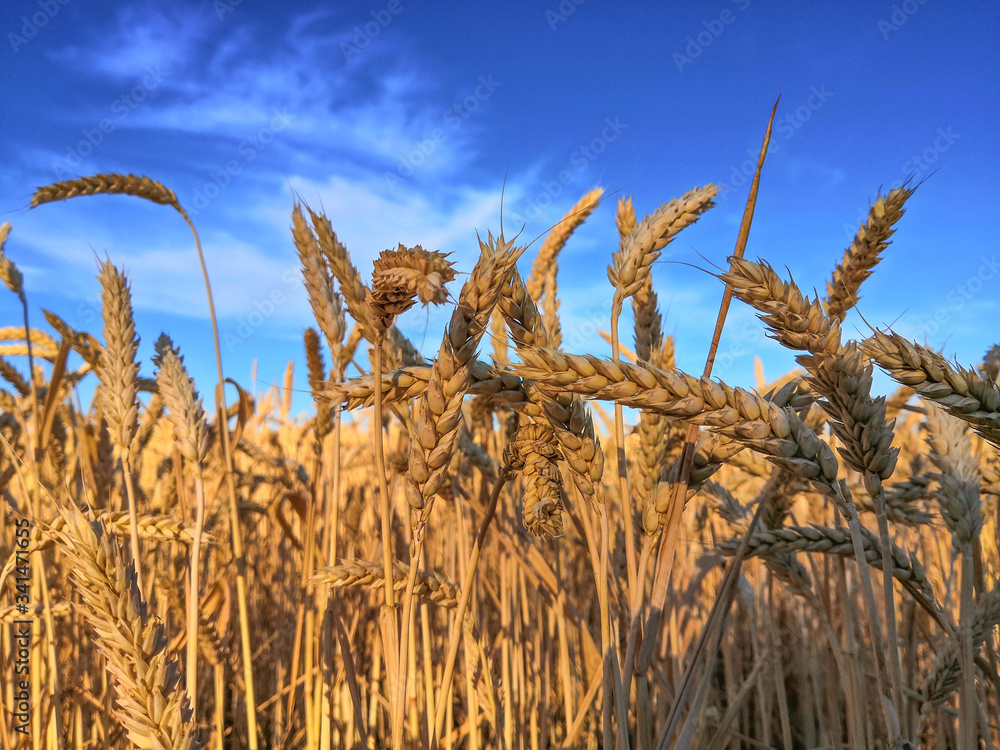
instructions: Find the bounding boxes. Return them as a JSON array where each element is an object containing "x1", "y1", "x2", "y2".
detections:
[
  {"x1": 504, "y1": 423, "x2": 566, "y2": 538},
  {"x1": 863, "y1": 330, "x2": 1000, "y2": 449},
  {"x1": 720, "y1": 524, "x2": 933, "y2": 601},
  {"x1": 499, "y1": 267, "x2": 606, "y2": 503},
  {"x1": 292, "y1": 204, "x2": 346, "y2": 358},
  {"x1": 304, "y1": 204, "x2": 378, "y2": 344},
  {"x1": 154, "y1": 334, "x2": 210, "y2": 703},
  {"x1": 526, "y1": 186, "x2": 604, "y2": 300},
  {"x1": 920, "y1": 587, "x2": 1000, "y2": 714},
  {"x1": 96, "y1": 258, "x2": 144, "y2": 595},
  {"x1": 54, "y1": 510, "x2": 197, "y2": 749},
  {"x1": 404, "y1": 232, "x2": 523, "y2": 516},
  {"x1": 310, "y1": 558, "x2": 459, "y2": 608},
  {"x1": 0, "y1": 222, "x2": 25, "y2": 305},
  {"x1": 608, "y1": 184, "x2": 717, "y2": 307},
  {"x1": 368, "y1": 245, "x2": 455, "y2": 334},
  {"x1": 825, "y1": 182, "x2": 915, "y2": 321},
  {"x1": 32, "y1": 173, "x2": 181, "y2": 211}
]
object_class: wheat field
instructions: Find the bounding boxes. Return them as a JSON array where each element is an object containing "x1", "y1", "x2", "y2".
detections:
[{"x1": 1, "y1": 118, "x2": 999, "y2": 750}]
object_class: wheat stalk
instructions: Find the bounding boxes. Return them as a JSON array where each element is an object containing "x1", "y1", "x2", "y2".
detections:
[
  {"x1": 153, "y1": 333, "x2": 211, "y2": 703},
  {"x1": 96, "y1": 258, "x2": 145, "y2": 597}
]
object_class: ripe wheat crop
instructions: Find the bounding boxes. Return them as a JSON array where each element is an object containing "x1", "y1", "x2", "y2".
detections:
[{"x1": 1, "y1": 114, "x2": 998, "y2": 750}]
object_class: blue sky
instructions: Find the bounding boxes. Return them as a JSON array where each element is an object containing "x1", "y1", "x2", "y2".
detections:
[{"x1": 1, "y1": 0, "x2": 997, "y2": 418}]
